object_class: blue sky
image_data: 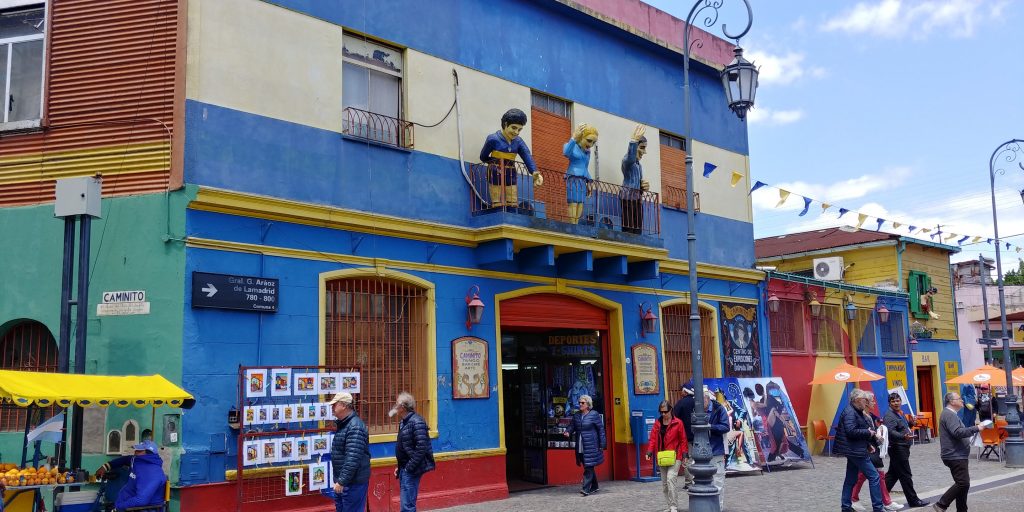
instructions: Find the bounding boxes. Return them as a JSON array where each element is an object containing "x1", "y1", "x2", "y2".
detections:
[{"x1": 644, "y1": 0, "x2": 1024, "y2": 264}]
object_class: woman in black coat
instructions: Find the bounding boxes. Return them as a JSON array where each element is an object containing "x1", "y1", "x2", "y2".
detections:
[{"x1": 565, "y1": 394, "x2": 606, "y2": 495}]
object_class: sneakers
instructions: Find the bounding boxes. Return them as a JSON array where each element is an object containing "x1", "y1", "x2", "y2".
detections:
[
  {"x1": 851, "y1": 503, "x2": 867, "y2": 512},
  {"x1": 669, "y1": 507, "x2": 678, "y2": 512},
  {"x1": 907, "y1": 500, "x2": 931, "y2": 508},
  {"x1": 931, "y1": 504, "x2": 945, "y2": 512},
  {"x1": 885, "y1": 503, "x2": 905, "y2": 511}
]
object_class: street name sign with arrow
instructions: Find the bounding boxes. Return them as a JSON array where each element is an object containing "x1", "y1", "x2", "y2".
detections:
[{"x1": 191, "y1": 271, "x2": 279, "y2": 312}]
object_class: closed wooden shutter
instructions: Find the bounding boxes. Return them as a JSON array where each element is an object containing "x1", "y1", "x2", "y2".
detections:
[
  {"x1": 662, "y1": 303, "x2": 717, "y2": 391},
  {"x1": 531, "y1": 107, "x2": 571, "y2": 222},
  {"x1": 500, "y1": 293, "x2": 608, "y2": 330},
  {"x1": 0, "y1": 0, "x2": 180, "y2": 206},
  {"x1": 661, "y1": 144, "x2": 686, "y2": 209}
]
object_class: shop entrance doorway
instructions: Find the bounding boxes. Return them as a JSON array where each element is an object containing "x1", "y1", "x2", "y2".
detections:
[
  {"x1": 499, "y1": 293, "x2": 613, "y2": 490},
  {"x1": 916, "y1": 365, "x2": 935, "y2": 435}
]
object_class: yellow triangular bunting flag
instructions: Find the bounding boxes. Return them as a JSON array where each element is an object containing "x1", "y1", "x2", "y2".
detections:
[
  {"x1": 821, "y1": 203, "x2": 831, "y2": 212},
  {"x1": 730, "y1": 171, "x2": 744, "y2": 187},
  {"x1": 892, "y1": 222, "x2": 901, "y2": 229},
  {"x1": 921, "y1": 228, "x2": 932, "y2": 234},
  {"x1": 856, "y1": 213, "x2": 868, "y2": 229},
  {"x1": 973, "y1": 236, "x2": 982, "y2": 243},
  {"x1": 944, "y1": 233, "x2": 957, "y2": 241},
  {"x1": 774, "y1": 189, "x2": 790, "y2": 206}
]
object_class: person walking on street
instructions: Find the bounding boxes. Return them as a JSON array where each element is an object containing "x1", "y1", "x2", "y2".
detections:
[
  {"x1": 883, "y1": 392, "x2": 929, "y2": 508},
  {"x1": 836, "y1": 388, "x2": 885, "y2": 512},
  {"x1": 672, "y1": 383, "x2": 696, "y2": 488},
  {"x1": 329, "y1": 392, "x2": 371, "y2": 512},
  {"x1": 646, "y1": 399, "x2": 687, "y2": 512},
  {"x1": 565, "y1": 394, "x2": 606, "y2": 495},
  {"x1": 702, "y1": 387, "x2": 731, "y2": 510},
  {"x1": 392, "y1": 392, "x2": 436, "y2": 512},
  {"x1": 934, "y1": 392, "x2": 990, "y2": 512},
  {"x1": 851, "y1": 395, "x2": 902, "y2": 511}
]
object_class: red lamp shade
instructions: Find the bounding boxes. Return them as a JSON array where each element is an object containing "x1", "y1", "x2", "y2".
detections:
[
  {"x1": 877, "y1": 305, "x2": 890, "y2": 324},
  {"x1": 465, "y1": 286, "x2": 485, "y2": 329},
  {"x1": 909, "y1": 336, "x2": 919, "y2": 350},
  {"x1": 766, "y1": 294, "x2": 781, "y2": 314},
  {"x1": 639, "y1": 304, "x2": 658, "y2": 337},
  {"x1": 808, "y1": 298, "x2": 822, "y2": 318}
]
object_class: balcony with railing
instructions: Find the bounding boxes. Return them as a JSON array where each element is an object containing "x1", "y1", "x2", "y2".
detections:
[
  {"x1": 663, "y1": 184, "x2": 700, "y2": 212},
  {"x1": 342, "y1": 107, "x2": 414, "y2": 149},
  {"x1": 468, "y1": 160, "x2": 661, "y2": 238}
]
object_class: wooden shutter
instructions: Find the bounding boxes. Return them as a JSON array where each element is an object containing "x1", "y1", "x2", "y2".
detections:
[
  {"x1": 660, "y1": 144, "x2": 686, "y2": 209},
  {"x1": 500, "y1": 293, "x2": 608, "y2": 330},
  {"x1": 531, "y1": 107, "x2": 571, "y2": 222}
]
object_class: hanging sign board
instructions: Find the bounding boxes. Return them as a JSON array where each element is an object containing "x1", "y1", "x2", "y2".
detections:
[
  {"x1": 191, "y1": 272, "x2": 278, "y2": 312},
  {"x1": 97, "y1": 290, "x2": 150, "y2": 316}
]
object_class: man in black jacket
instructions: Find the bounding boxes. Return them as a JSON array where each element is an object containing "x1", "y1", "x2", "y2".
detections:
[
  {"x1": 836, "y1": 388, "x2": 884, "y2": 512},
  {"x1": 391, "y1": 392, "x2": 436, "y2": 512},
  {"x1": 671, "y1": 383, "x2": 695, "y2": 488},
  {"x1": 329, "y1": 392, "x2": 370, "y2": 512},
  {"x1": 883, "y1": 392, "x2": 929, "y2": 508}
]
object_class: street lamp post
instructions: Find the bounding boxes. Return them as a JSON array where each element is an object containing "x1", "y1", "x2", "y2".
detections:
[
  {"x1": 987, "y1": 139, "x2": 1024, "y2": 468},
  {"x1": 682, "y1": 1, "x2": 757, "y2": 510}
]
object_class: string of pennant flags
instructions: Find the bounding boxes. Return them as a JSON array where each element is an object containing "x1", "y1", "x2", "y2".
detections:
[{"x1": 700, "y1": 162, "x2": 1024, "y2": 255}]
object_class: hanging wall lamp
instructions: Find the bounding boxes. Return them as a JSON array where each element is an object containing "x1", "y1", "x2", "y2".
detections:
[
  {"x1": 639, "y1": 303, "x2": 658, "y2": 337},
  {"x1": 766, "y1": 294, "x2": 781, "y2": 314},
  {"x1": 877, "y1": 305, "x2": 890, "y2": 324},
  {"x1": 806, "y1": 291, "x2": 822, "y2": 318},
  {"x1": 844, "y1": 302, "x2": 858, "y2": 322},
  {"x1": 465, "y1": 285, "x2": 485, "y2": 329}
]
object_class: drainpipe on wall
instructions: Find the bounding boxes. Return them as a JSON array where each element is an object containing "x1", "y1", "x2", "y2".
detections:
[{"x1": 897, "y1": 241, "x2": 907, "y2": 292}]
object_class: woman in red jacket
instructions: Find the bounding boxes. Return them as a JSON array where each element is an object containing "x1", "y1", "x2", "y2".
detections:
[{"x1": 646, "y1": 399, "x2": 688, "y2": 512}]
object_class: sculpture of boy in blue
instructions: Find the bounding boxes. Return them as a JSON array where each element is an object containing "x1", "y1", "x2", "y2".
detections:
[
  {"x1": 479, "y1": 108, "x2": 542, "y2": 207},
  {"x1": 619, "y1": 124, "x2": 649, "y2": 234},
  {"x1": 563, "y1": 123, "x2": 599, "y2": 224}
]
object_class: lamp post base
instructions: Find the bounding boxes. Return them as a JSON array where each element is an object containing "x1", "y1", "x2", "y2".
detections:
[{"x1": 1003, "y1": 396, "x2": 1024, "y2": 468}]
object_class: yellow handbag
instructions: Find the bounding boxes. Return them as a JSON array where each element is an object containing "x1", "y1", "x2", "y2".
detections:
[{"x1": 656, "y1": 450, "x2": 676, "y2": 466}]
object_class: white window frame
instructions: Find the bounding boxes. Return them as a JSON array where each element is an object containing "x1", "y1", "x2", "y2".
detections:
[
  {"x1": 0, "y1": 2, "x2": 46, "y2": 131},
  {"x1": 341, "y1": 33, "x2": 403, "y2": 117}
]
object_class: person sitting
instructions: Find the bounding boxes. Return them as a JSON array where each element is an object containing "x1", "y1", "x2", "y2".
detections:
[{"x1": 95, "y1": 440, "x2": 167, "y2": 511}]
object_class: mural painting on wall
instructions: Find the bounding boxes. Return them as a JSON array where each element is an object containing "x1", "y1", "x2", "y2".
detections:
[
  {"x1": 885, "y1": 361, "x2": 908, "y2": 390},
  {"x1": 480, "y1": 108, "x2": 542, "y2": 208},
  {"x1": 631, "y1": 343, "x2": 660, "y2": 395},
  {"x1": 737, "y1": 378, "x2": 812, "y2": 465},
  {"x1": 720, "y1": 303, "x2": 761, "y2": 377},
  {"x1": 452, "y1": 337, "x2": 489, "y2": 399},
  {"x1": 704, "y1": 378, "x2": 761, "y2": 473}
]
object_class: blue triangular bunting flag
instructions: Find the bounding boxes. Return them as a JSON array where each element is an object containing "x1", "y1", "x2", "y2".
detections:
[
  {"x1": 798, "y1": 196, "x2": 812, "y2": 216},
  {"x1": 749, "y1": 181, "x2": 766, "y2": 194},
  {"x1": 838, "y1": 208, "x2": 849, "y2": 219},
  {"x1": 908, "y1": 225, "x2": 917, "y2": 233},
  {"x1": 957, "y1": 235, "x2": 969, "y2": 245},
  {"x1": 876, "y1": 218, "x2": 886, "y2": 231},
  {"x1": 987, "y1": 238, "x2": 993, "y2": 244},
  {"x1": 703, "y1": 162, "x2": 717, "y2": 178},
  {"x1": 1007, "y1": 242, "x2": 1012, "y2": 250}
]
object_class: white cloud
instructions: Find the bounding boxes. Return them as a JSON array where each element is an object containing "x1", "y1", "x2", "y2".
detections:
[
  {"x1": 747, "y1": 107, "x2": 805, "y2": 126},
  {"x1": 745, "y1": 50, "x2": 808, "y2": 86},
  {"x1": 821, "y1": 0, "x2": 999, "y2": 39},
  {"x1": 751, "y1": 168, "x2": 912, "y2": 212}
]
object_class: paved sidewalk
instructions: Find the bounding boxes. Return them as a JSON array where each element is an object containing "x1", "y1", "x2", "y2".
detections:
[{"x1": 437, "y1": 440, "x2": 1023, "y2": 511}]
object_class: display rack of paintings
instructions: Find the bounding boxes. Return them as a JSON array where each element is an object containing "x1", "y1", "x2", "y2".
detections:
[{"x1": 236, "y1": 365, "x2": 359, "y2": 510}]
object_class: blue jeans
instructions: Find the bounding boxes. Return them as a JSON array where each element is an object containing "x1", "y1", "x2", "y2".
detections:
[
  {"x1": 842, "y1": 456, "x2": 883, "y2": 511},
  {"x1": 334, "y1": 481, "x2": 368, "y2": 512},
  {"x1": 399, "y1": 469, "x2": 423, "y2": 511}
]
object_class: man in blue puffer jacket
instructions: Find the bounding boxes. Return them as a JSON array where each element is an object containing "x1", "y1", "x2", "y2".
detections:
[
  {"x1": 329, "y1": 392, "x2": 370, "y2": 512},
  {"x1": 95, "y1": 440, "x2": 166, "y2": 511},
  {"x1": 835, "y1": 388, "x2": 884, "y2": 512},
  {"x1": 703, "y1": 387, "x2": 732, "y2": 510},
  {"x1": 391, "y1": 392, "x2": 436, "y2": 512}
]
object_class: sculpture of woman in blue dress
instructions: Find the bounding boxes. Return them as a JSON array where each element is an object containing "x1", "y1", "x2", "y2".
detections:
[{"x1": 563, "y1": 123, "x2": 599, "y2": 224}]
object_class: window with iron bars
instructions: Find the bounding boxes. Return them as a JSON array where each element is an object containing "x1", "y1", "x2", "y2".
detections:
[
  {"x1": 324, "y1": 277, "x2": 429, "y2": 435},
  {"x1": 661, "y1": 303, "x2": 717, "y2": 395},
  {"x1": 880, "y1": 311, "x2": 907, "y2": 356},
  {"x1": 768, "y1": 300, "x2": 806, "y2": 352},
  {"x1": 852, "y1": 308, "x2": 878, "y2": 356},
  {"x1": 531, "y1": 91, "x2": 571, "y2": 118},
  {"x1": 1, "y1": 320, "x2": 58, "y2": 431},
  {"x1": 812, "y1": 305, "x2": 844, "y2": 355}
]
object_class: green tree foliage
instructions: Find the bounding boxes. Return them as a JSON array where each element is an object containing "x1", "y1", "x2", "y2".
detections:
[{"x1": 1002, "y1": 259, "x2": 1024, "y2": 285}]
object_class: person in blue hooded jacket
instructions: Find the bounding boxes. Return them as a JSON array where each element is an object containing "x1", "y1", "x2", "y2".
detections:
[
  {"x1": 95, "y1": 440, "x2": 166, "y2": 511},
  {"x1": 565, "y1": 394, "x2": 606, "y2": 496},
  {"x1": 702, "y1": 388, "x2": 732, "y2": 510}
]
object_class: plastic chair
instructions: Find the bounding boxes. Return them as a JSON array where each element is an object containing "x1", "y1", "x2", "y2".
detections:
[
  {"x1": 978, "y1": 428, "x2": 1006, "y2": 461},
  {"x1": 906, "y1": 413, "x2": 922, "y2": 444},
  {"x1": 812, "y1": 420, "x2": 835, "y2": 456},
  {"x1": 917, "y1": 412, "x2": 934, "y2": 441}
]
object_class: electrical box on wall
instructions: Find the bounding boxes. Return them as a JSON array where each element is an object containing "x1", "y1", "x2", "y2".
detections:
[
  {"x1": 54, "y1": 175, "x2": 103, "y2": 218},
  {"x1": 163, "y1": 413, "x2": 180, "y2": 445}
]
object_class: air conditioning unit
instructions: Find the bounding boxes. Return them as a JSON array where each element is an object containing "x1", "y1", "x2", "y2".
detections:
[{"x1": 813, "y1": 257, "x2": 844, "y2": 281}]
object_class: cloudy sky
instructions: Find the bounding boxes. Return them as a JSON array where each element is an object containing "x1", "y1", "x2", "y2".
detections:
[{"x1": 644, "y1": 0, "x2": 1024, "y2": 265}]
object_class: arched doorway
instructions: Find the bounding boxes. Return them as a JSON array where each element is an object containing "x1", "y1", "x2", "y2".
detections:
[
  {"x1": 498, "y1": 293, "x2": 615, "y2": 489},
  {"x1": 0, "y1": 320, "x2": 59, "y2": 431}
]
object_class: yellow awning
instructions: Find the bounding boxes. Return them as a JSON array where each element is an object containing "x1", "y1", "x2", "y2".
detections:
[{"x1": 0, "y1": 370, "x2": 194, "y2": 409}]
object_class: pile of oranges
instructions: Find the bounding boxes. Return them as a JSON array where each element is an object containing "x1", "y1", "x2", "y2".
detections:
[{"x1": 0, "y1": 463, "x2": 75, "y2": 487}]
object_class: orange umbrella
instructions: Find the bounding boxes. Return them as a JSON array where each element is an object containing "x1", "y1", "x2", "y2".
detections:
[
  {"x1": 808, "y1": 362, "x2": 884, "y2": 385},
  {"x1": 946, "y1": 364, "x2": 1014, "y2": 386},
  {"x1": 1013, "y1": 367, "x2": 1024, "y2": 385}
]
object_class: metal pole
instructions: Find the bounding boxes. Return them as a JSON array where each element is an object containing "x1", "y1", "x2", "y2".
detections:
[
  {"x1": 56, "y1": 217, "x2": 76, "y2": 469},
  {"x1": 979, "y1": 254, "x2": 993, "y2": 363},
  {"x1": 988, "y1": 139, "x2": 1024, "y2": 467},
  {"x1": 70, "y1": 215, "x2": 92, "y2": 472},
  {"x1": 683, "y1": 2, "x2": 753, "y2": 510}
]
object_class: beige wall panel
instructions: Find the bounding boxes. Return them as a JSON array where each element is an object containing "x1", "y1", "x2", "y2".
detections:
[
  {"x1": 571, "y1": 104, "x2": 661, "y2": 193},
  {"x1": 186, "y1": 0, "x2": 343, "y2": 132},
  {"x1": 691, "y1": 140, "x2": 752, "y2": 223},
  {"x1": 406, "y1": 51, "x2": 531, "y2": 162}
]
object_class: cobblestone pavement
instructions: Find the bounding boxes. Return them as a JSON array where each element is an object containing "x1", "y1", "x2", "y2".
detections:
[{"x1": 437, "y1": 441, "x2": 1024, "y2": 511}]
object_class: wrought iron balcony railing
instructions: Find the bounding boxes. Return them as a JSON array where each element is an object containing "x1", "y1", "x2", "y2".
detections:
[
  {"x1": 469, "y1": 159, "x2": 661, "y2": 236},
  {"x1": 342, "y1": 107, "x2": 414, "y2": 149}
]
